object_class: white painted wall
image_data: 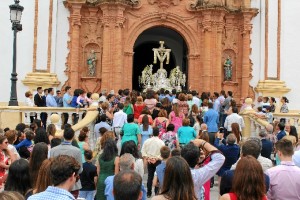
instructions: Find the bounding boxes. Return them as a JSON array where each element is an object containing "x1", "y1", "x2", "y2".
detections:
[{"x1": 0, "y1": 0, "x2": 35, "y2": 105}]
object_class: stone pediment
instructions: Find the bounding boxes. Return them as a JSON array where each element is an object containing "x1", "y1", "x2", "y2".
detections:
[{"x1": 85, "y1": 0, "x2": 140, "y2": 6}]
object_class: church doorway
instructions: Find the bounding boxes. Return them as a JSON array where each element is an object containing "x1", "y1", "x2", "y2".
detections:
[{"x1": 132, "y1": 27, "x2": 188, "y2": 91}]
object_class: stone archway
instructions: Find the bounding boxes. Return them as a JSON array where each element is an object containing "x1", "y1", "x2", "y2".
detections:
[{"x1": 132, "y1": 26, "x2": 188, "y2": 91}]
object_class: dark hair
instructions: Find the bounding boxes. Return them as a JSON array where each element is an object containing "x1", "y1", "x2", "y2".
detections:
[
  {"x1": 181, "y1": 143, "x2": 200, "y2": 168},
  {"x1": 99, "y1": 127, "x2": 108, "y2": 136},
  {"x1": 153, "y1": 127, "x2": 159, "y2": 137},
  {"x1": 33, "y1": 119, "x2": 42, "y2": 128},
  {"x1": 167, "y1": 124, "x2": 175, "y2": 132},
  {"x1": 44, "y1": 89, "x2": 48, "y2": 93},
  {"x1": 208, "y1": 102, "x2": 213, "y2": 109},
  {"x1": 100, "y1": 114, "x2": 107, "y2": 122},
  {"x1": 4, "y1": 159, "x2": 32, "y2": 196},
  {"x1": 278, "y1": 122, "x2": 285, "y2": 131},
  {"x1": 160, "y1": 146, "x2": 171, "y2": 159},
  {"x1": 78, "y1": 131, "x2": 88, "y2": 142},
  {"x1": 46, "y1": 124, "x2": 56, "y2": 137},
  {"x1": 29, "y1": 142, "x2": 48, "y2": 188},
  {"x1": 257, "y1": 107, "x2": 262, "y2": 112},
  {"x1": 37, "y1": 87, "x2": 42, "y2": 91},
  {"x1": 65, "y1": 86, "x2": 71, "y2": 92},
  {"x1": 275, "y1": 138, "x2": 294, "y2": 156},
  {"x1": 118, "y1": 103, "x2": 124, "y2": 109},
  {"x1": 160, "y1": 156, "x2": 196, "y2": 200},
  {"x1": 50, "y1": 138, "x2": 61, "y2": 148},
  {"x1": 34, "y1": 128, "x2": 50, "y2": 144},
  {"x1": 51, "y1": 155, "x2": 80, "y2": 186},
  {"x1": 118, "y1": 89, "x2": 123, "y2": 96},
  {"x1": 84, "y1": 149, "x2": 93, "y2": 160},
  {"x1": 270, "y1": 97, "x2": 276, "y2": 103},
  {"x1": 25, "y1": 130, "x2": 35, "y2": 140},
  {"x1": 127, "y1": 114, "x2": 134, "y2": 123},
  {"x1": 100, "y1": 139, "x2": 118, "y2": 161},
  {"x1": 120, "y1": 140, "x2": 140, "y2": 159},
  {"x1": 63, "y1": 128, "x2": 75, "y2": 140},
  {"x1": 5, "y1": 130, "x2": 16, "y2": 144},
  {"x1": 35, "y1": 159, "x2": 53, "y2": 193},
  {"x1": 214, "y1": 92, "x2": 219, "y2": 98},
  {"x1": 15, "y1": 123, "x2": 26, "y2": 133},
  {"x1": 141, "y1": 107, "x2": 151, "y2": 115},
  {"x1": 228, "y1": 91, "x2": 233, "y2": 97},
  {"x1": 113, "y1": 170, "x2": 142, "y2": 200},
  {"x1": 232, "y1": 156, "x2": 265, "y2": 200},
  {"x1": 231, "y1": 123, "x2": 241, "y2": 143},
  {"x1": 64, "y1": 123, "x2": 72, "y2": 130},
  {"x1": 142, "y1": 114, "x2": 149, "y2": 131},
  {"x1": 232, "y1": 106, "x2": 238, "y2": 113},
  {"x1": 241, "y1": 140, "x2": 261, "y2": 159},
  {"x1": 282, "y1": 96, "x2": 289, "y2": 103},
  {"x1": 171, "y1": 149, "x2": 181, "y2": 157},
  {"x1": 289, "y1": 126, "x2": 298, "y2": 144}
]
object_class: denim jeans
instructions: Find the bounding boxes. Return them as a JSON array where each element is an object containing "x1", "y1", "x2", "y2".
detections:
[{"x1": 79, "y1": 190, "x2": 95, "y2": 200}]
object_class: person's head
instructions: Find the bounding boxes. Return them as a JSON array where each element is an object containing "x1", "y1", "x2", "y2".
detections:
[
  {"x1": 158, "y1": 109, "x2": 167, "y2": 118},
  {"x1": 160, "y1": 156, "x2": 196, "y2": 200},
  {"x1": 100, "y1": 131, "x2": 115, "y2": 149},
  {"x1": 50, "y1": 155, "x2": 80, "y2": 191},
  {"x1": 241, "y1": 139, "x2": 261, "y2": 159},
  {"x1": 258, "y1": 130, "x2": 267, "y2": 138},
  {"x1": 231, "y1": 123, "x2": 241, "y2": 143},
  {"x1": 56, "y1": 90, "x2": 61, "y2": 97},
  {"x1": 166, "y1": 124, "x2": 175, "y2": 132},
  {"x1": 48, "y1": 88, "x2": 54, "y2": 95},
  {"x1": 46, "y1": 124, "x2": 56, "y2": 137},
  {"x1": 136, "y1": 96, "x2": 143, "y2": 103},
  {"x1": 78, "y1": 131, "x2": 88, "y2": 142},
  {"x1": 50, "y1": 138, "x2": 61, "y2": 148},
  {"x1": 262, "y1": 96, "x2": 269, "y2": 103},
  {"x1": 0, "y1": 191, "x2": 25, "y2": 200},
  {"x1": 281, "y1": 96, "x2": 289, "y2": 103},
  {"x1": 232, "y1": 106, "x2": 238, "y2": 114},
  {"x1": 289, "y1": 125, "x2": 298, "y2": 144},
  {"x1": 15, "y1": 123, "x2": 26, "y2": 134},
  {"x1": 141, "y1": 107, "x2": 150, "y2": 115},
  {"x1": 120, "y1": 140, "x2": 140, "y2": 159},
  {"x1": 213, "y1": 92, "x2": 219, "y2": 99},
  {"x1": 207, "y1": 102, "x2": 213, "y2": 109},
  {"x1": 29, "y1": 142, "x2": 49, "y2": 188},
  {"x1": 25, "y1": 130, "x2": 34, "y2": 140},
  {"x1": 34, "y1": 128, "x2": 49, "y2": 144},
  {"x1": 227, "y1": 91, "x2": 233, "y2": 97},
  {"x1": 44, "y1": 89, "x2": 49, "y2": 95},
  {"x1": 117, "y1": 103, "x2": 124, "y2": 110},
  {"x1": 257, "y1": 107, "x2": 262, "y2": 112},
  {"x1": 182, "y1": 118, "x2": 190, "y2": 126},
  {"x1": 101, "y1": 138, "x2": 118, "y2": 161},
  {"x1": 270, "y1": 97, "x2": 276, "y2": 104},
  {"x1": 37, "y1": 87, "x2": 43, "y2": 94},
  {"x1": 142, "y1": 114, "x2": 149, "y2": 131},
  {"x1": 25, "y1": 91, "x2": 33, "y2": 98},
  {"x1": 5, "y1": 130, "x2": 17, "y2": 145},
  {"x1": 275, "y1": 138, "x2": 294, "y2": 158},
  {"x1": 181, "y1": 143, "x2": 200, "y2": 168},
  {"x1": 200, "y1": 123, "x2": 207, "y2": 131},
  {"x1": 257, "y1": 96, "x2": 263, "y2": 102},
  {"x1": 232, "y1": 155, "x2": 265, "y2": 200},
  {"x1": 191, "y1": 104, "x2": 199, "y2": 114},
  {"x1": 265, "y1": 106, "x2": 271, "y2": 113},
  {"x1": 99, "y1": 127, "x2": 108, "y2": 137},
  {"x1": 113, "y1": 170, "x2": 142, "y2": 200},
  {"x1": 33, "y1": 119, "x2": 42, "y2": 129},
  {"x1": 65, "y1": 86, "x2": 71, "y2": 94},
  {"x1": 127, "y1": 114, "x2": 134, "y2": 123},
  {"x1": 152, "y1": 127, "x2": 159, "y2": 137},
  {"x1": 171, "y1": 149, "x2": 181, "y2": 157},
  {"x1": 187, "y1": 94, "x2": 193, "y2": 101},
  {"x1": 4, "y1": 159, "x2": 31, "y2": 196},
  {"x1": 84, "y1": 149, "x2": 93, "y2": 162},
  {"x1": 266, "y1": 124, "x2": 273, "y2": 133},
  {"x1": 63, "y1": 128, "x2": 75, "y2": 141},
  {"x1": 285, "y1": 123, "x2": 291, "y2": 133},
  {"x1": 199, "y1": 130, "x2": 209, "y2": 142},
  {"x1": 160, "y1": 146, "x2": 171, "y2": 160},
  {"x1": 119, "y1": 153, "x2": 135, "y2": 171},
  {"x1": 278, "y1": 122, "x2": 285, "y2": 131},
  {"x1": 101, "y1": 102, "x2": 109, "y2": 110},
  {"x1": 34, "y1": 158, "x2": 53, "y2": 193},
  {"x1": 172, "y1": 103, "x2": 179, "y2": 116}
]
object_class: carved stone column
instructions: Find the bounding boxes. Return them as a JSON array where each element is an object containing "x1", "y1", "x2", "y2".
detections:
[
  {"x1": 187, "y1": 54, "x2": 200, "y2": 91},
  {"x1": 124, "y1": 51, "x2": 134, "y2": 89},
  {"x1": 67, "y1": 2, "x2": 83, "y2": 90},
  {"x1": 202, "y1": 11, "x2": 212, "y2": 91},
  {"x1": 215, "y1": 11, "x2": 225, "y2": 92}
]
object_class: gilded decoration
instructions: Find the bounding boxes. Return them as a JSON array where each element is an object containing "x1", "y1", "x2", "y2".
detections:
[{"x1": 63, "y1": 0, "x2": 258, "y2": 97}]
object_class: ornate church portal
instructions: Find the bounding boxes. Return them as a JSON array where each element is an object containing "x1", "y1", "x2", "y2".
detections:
[{"x1": 64, "y1": 0, "x2": 257, "y2": 100}]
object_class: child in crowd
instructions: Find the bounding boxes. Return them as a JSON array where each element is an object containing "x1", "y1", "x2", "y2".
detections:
[
  {"x1": 153, "y1": 146, "x2": 171, "y2": 193},
  {"x1": 79, "y1": 150, "x2": 98, "y2": 200},
  {"x1": 264, "y1": 107, "x2": 273, "y2": 123},
  {"x1": 161, "y1": 124, "x2": 178, "y2": 150}
]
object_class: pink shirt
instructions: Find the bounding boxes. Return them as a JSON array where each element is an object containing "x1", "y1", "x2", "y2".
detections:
[{"x1": 266, "y1": 161, "x2": 300, "y2": 200}]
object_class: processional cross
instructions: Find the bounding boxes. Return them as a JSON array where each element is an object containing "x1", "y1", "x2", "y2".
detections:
[{"x1": 152, "y1": 41, "x2": 171, "y2": 69}]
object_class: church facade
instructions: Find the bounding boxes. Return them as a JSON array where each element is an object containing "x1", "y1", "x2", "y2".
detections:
[{"x1": 0, "y1": 0, "x2": 299, "y2": 109}]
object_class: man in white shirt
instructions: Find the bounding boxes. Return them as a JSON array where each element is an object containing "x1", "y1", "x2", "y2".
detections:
[
  {"x1": 141, "y1": 127, "x2": 165, "y2": 198},
  {"x1": 192, "y1": 90, "x2": 200, "y2": 107},
  {"x1": 113, "y1": 103, "x2": 127, "y2": 153},
  {"x1": 224, "y1": 107, "x2": 244, "y2": 132},
  {"x1": 94, "y1": 114, "x2": 112, "y2": 139},
  {"x1": 213, "y1": 92, "x2": 221, "y2": 112}
]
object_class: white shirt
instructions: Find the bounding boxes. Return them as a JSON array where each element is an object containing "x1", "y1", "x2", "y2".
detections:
[
  {"x1": 231, "y1": 155, "x2": 273, "y2": 172},
  {"x1": 99, "y1": 95, "x2": 107, "y2": 102},
  {"x1": 224, "y1": 113, "x2": 245, "y2": 131},
  {"x1": 112, "y1": 110, "x2": 127, "y2": 128},
  {"x1": 192, "y1": 96, "x2": 200, "y2": 107},
  {"x1": 8, "y1": 144, "x2": 20, "y2": 160},
  {"x1": 293, "y1": 150, "x2": 300, "y2": 167},
  {"x1": 141, "y1": 137, "x2": 165, "y2": 159}
]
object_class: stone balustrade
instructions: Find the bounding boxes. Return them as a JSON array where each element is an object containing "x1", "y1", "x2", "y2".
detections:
[{"x1": 273, "y1": 113, "x2": 300, "y2": 129}]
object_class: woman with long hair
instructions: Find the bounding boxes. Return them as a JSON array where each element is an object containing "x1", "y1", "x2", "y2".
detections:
[
  {"x1": 138, "y1": 107, "x2": 153, "y2": 125},
  {"x1": 123, "y1": 96, "x2": 134, "y2": 115},
  {"x1": 29, "y1": 142, "x2": 48, "y2": 189},
  {"x1": 46, "y1": 124, "x2": 56, "y2": 142},
  {"x1": 0, "y1": 135, "x2": 14, "y2": 183},
  {"x1": 220, "y1": 155, "x2": 267, "y2": 200},
  {"x1": 139, "y1": 114, "x2": 153, "y2": 147},
  {"x1": 161, "y1": 97, "x2": 172, "y2": 115},
  {"x1": 152, "y1": 156, "x2": 197, "y2": 200},
  {"x1": 120, "y1": 141, "x2": 144, "y2": 177},
  {"x1": 269, "y1": 97, "x2": 276, "y2": 113},
  {"x1": 134, "y1": 96, "x2": 145, "y2": 122},
  {"x1": 231, "y1": 123, "x2": 241, "y2": 144},
  {"x1": 289, "y1": 126, "x2": 299, "y2": 149},
  {"x1": 34, "y1": 128, "x2": 50, "y2": 145},
  {"x1": 4, "y1": 159, "x2": 32, "y2": 197},
  {"x1": 96, "y1": 139, "x2": 119, "y2": 200},
  {"x1": 77, "y1": 131, "x2": 90, "y2": 163},
  {"x1": 32, "y1": 158, "x2": 53, "y2": 194},
  {"x1": 94, "y1": 130, "x2": 114, "y2": 161},
  {"x1": 177, "y1": 93, "x2": 189, "y2": 116},
  {"x1": 153, "y1": 109, "x2": 169, "y2": 138},
  {"x1": 144, "y1": 91, "x2": 157, "y2": 114},
  {"x1": 169, "y1": 103, "x2": 184, "y2": 133}
]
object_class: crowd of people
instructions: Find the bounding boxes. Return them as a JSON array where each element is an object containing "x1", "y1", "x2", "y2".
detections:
[{"x1": 0, "y1": 87, "x2": 299, "y2": 200}]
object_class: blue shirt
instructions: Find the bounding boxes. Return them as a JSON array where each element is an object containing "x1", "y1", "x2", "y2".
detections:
[
  {"x1": 177, "y1": 126, "x2": 196, "y2": 144},
  {"x1": 46, "y1": 94, "x2": 58, "y2": 107},
  {"x1": 277, "y1": 130, "x2": 286, "y2": 141},
  {"x1": 104, "y1": 175, "x2": 147, "y2": 200},
  {"x1": 139, "y1": 125, "x2": 153, "y2": 147},
  {"x1": 28, "y1": 186, "x2": 75, "y2": 200},
  {"x1": 63, "y1": 93, "x2": 73, "y2": 108},
  {"x1": 156, "y1": 161, "x2": 166, "y2": 187},
  {"x1": 14, "y1": 139, "x2": 32, "y2": 150},
  {"x1": 203, "y1": 108, "x2": 219, "y2": 132}
]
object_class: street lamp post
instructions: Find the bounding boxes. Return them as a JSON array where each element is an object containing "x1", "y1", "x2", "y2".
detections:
[{"x1": 8, "y1": 0, "x2": 23, "y2": 106}]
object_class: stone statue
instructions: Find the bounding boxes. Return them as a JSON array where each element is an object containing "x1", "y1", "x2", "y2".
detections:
[
  {"x1": 224, "y1": 56, "x2": 232, "y2": 81},
  {"x1": 87, "y1": 50, "x2": 97, "y2": 76}
]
